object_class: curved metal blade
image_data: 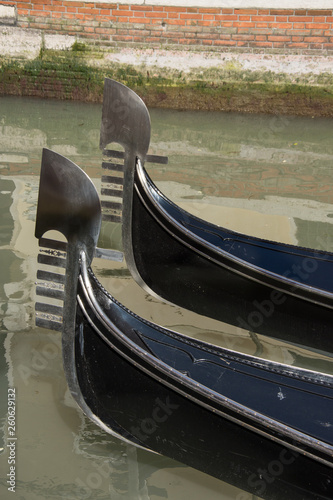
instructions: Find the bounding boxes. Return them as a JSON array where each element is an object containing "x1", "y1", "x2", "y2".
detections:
[
  {"x1": 35, "y1": 148, "x2": 101, "y2": 264},
  {"x1": 100, "y1": 78, "x2": 151, "y2": 159}
]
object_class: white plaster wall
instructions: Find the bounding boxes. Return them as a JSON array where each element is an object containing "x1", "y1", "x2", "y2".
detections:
[{"x1": 75, "y1": 0, "x2": 333, "y2": 8}]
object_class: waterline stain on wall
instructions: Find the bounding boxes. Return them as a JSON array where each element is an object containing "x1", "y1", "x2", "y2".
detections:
[{"x1": 1, "y1": 46, "x2": 333, "y2": 116}]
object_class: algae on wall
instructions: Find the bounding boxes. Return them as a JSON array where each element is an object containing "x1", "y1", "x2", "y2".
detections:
[{"x1": 1, "y1": 46, "x2": 333, "y2": 116}]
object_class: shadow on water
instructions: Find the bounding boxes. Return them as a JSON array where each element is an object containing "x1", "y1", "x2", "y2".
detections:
[{"x1": 0, "y1": 95, "x2": 333, "y2": 499}]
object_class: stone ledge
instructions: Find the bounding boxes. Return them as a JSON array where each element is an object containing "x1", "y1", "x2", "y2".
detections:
[{"x1": 0, "y1": 5, "x2": 16, "y2": 26}]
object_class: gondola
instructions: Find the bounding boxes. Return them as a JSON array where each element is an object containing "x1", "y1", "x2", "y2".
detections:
[
  {"x1": 34, "y1": 148, "x2": 333, "y2": 499},
  {"x1": 99, "y1": 79, "x2": 333, "y2": 353}
]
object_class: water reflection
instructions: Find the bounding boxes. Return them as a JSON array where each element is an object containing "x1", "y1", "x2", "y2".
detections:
[{"x1": 0, "y1": 95, "x2": 333, "y2": 499}]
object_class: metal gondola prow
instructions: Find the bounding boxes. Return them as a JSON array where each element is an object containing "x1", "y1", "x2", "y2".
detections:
[{"x1": 99, "y1": 78, "x2": 151, "y2": 158}]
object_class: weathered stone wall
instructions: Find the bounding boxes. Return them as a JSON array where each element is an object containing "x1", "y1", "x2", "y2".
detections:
[{"x1": 1, "y1": 1, "x2": 333, "y2": 54}]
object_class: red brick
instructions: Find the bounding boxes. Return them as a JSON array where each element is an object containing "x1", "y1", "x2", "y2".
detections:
[
  {"x1": 17, "y1": 3, "x2": 32, "y2": 9},
  {"x1": 252, "y1": 41, "x2": 272, "y2": 47},
  {"x1": 214, "y1": 40, "x2": 237, "y2": 45},
  {"x1": 62, "y1": 1, "x2": 84, "y2": 6},
  {"x1": 113, "y1": 35, "x2": 133, "y2": 41},
  {"x1": 145, "y1": 12, "x2": 168, "y2": 18},
  {"x1": 164, "y1": 6, "x2": 186, "y2": 13},
  {"x1": 196, "y1": 32, "x2": 218, "y2": 39},
  {"x1": 270, "y1": 10, "x2": 294, "y2": 16},
  {"x1": 268, "y1": 35, "x2": 290, "y2": 41},
  {"x1": 128, "y1": 29, "x2": 150, "y2": 36},
  {"x1": 63, "y1": 12, "x2": 80, "y2": 20},
  {"x1": 287, "y1": 42, "x2": 307, "y2": 48},
  {"x1": 233, "y1": 34, "x2": 254, "y2": 40},
  {"x1": 306, "y1": 23, "x2": 330, "y2": 29},
  {"x1": 198, "y1": 8, "x2": 220, "y2": 14},
  {"x1": 112, "y1": 10, "x2": 133, "y2": 17},
  {"x1": 215, "y1": 15, "x2": 237, "y2": 21},
  {"x1": 312, "y1": 16, "x2": 327, "y2": 22},
  {"x1": 95, "y1": 27, "x2": 114, "y2": 34},
  {"x1": 145, "y1": 37, "x2": 161, "y2": 43},
  {"x1": 274, "y1": 22, "x2": 292, "y2": 29},
  {"x1": 179, "y1": 39, "x2": 200, "y2": 45},
  {"x1": 165, "y1": 18, "x2": 186, "y2": 26},
  {"x1": 307, "y1": 10, "x2": 332, "y2": 16},
  {"x1": 165, "y1": 31, "x2": 182, "y2": 38},
  {"x1": 52, "y1": 6, "x2": 66, "y2": 12},
  {"x1": 251, "y1": 15, "x2": 275, "y2": 22},
  {"x1": 235, "y1": 9, "x2": 257, "y2": 15},
  {"x1": 129, "y1": 17, "x2": 151, "y2": 24},
  {"x1": 30, "y1": 10, "x2": 50, "y2": 16},
  {"x1": 306, "y1": 36, "x2": 327, "y2": 43},
  {"x1": 288, "y1": 16, "x2": 313, "y2": 22},
  {"x1": 198, "y1": 20, "x2": 220, "y2": 27},
  {"x1": 112, "y1": 17, "x2": 127, "y2": 23},
  {"x1": 131, "y1": 5, "x2": 153, "y2": 11},
  {"x1": 98, "y1": 3, "x2": 117, "y2": 9},
  {"x1": 234, "y1": 22, "x2": 255, "y2": 28},
  {"x1": 179, "y1": 13, "x2": 202, "y2": 20}
]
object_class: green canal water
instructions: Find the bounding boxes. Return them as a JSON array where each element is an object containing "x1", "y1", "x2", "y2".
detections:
[{"x1": 0, "y1": 95, "x2": 333, "y2": 499}]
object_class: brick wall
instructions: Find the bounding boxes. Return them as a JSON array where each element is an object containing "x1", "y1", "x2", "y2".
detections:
[{"x1": 2, "y1": 2, "x2": 333, "y2": 54}]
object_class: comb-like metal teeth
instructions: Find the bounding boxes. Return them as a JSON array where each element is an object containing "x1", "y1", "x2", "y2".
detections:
[
  {"x1": 100, "y1": 148, "x2": 168, "y2": 226},
  {"x1": 36, "y1": 270, "x2": 65, "y2": 284},
  {"x1": 36, "y1": 285, "x2": 65, "y2": 301},
  {"x1": 101, "y1": 187, "x2": 123, "y2": 197},
  {"x1": 35, "y1": 302, "x2": 63, "y2": 317},
  {"x1": 102, "y1": 149, "x2": 125, "y2": 160},
  {"x1": 35, "y1": 317, "x2": 63, "y2": 332},
  {"x1": 101, "y1": 200, "x2": 123, "y2": 211},
  {"x1": 37, "y1": 253, "x2": 67, "y2": 269},
  {"x1": 39, "y1": 237, "x2": 67, "y2": 252},
  {"x1": 102, "y1": 149, "x2": 169, "y2": 165},
  {"x1": 102, "y1": 175, "x2": 123, "y2": 185},
  {"x1": 102, "y1": 161, "x2": 124, "y2": 172},
  {"x1": 101, "y1": 152, "x2": 124, "y2": 223},
  {"x1": 102, "y1": 214, "x2": 122, "y2": 223},
  {"x1": 35, "y1": 238, "x2": 66, "y2": 332}
]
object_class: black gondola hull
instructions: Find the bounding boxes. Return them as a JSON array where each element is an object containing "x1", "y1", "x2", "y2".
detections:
[
  {"x1": 131, "y1": 180, "x2": 333, "y2": 353},
  {"x1": 73, "y1": 264, "x2": 333, "y2": 500}
]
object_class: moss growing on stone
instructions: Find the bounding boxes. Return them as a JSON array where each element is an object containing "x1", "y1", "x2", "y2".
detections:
[{"x1": 1, "y1": 48, "x2": 333, "y2": 116}]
